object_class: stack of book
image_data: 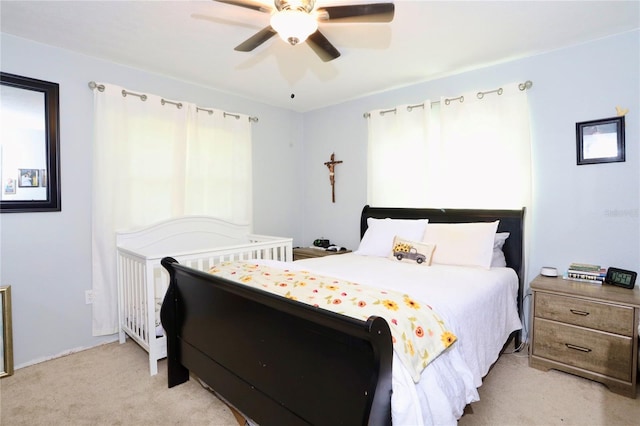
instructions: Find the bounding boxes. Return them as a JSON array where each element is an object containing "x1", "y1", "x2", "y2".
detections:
[{"x1": 563, "y1": 262, "x2": 606, "y2": 284}]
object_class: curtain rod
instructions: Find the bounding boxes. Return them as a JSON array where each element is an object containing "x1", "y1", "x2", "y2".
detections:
[
  {"x1": 363, "y1": 80, "x2": 533, "y2": 118},
  {"x1": 88, "y1": 81, "x2": 259, "y2": 123}
]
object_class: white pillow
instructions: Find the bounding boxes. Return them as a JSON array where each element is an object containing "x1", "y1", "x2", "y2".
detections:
[
  {"x1": 422, "y1": 221, "x2": 500, "y2": 269},
  {"x1": 355, "y1": 218, "x2": 428, "y2": 257},
  {"x1": 491, "y1": 232, "x2": 510, "y2": 268}
]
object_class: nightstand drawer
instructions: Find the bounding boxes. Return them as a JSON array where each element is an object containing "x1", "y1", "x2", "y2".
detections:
[
  {"x1": 533, "y1": 318, "x2": 633, "y2": 381},
  {"x1": 535, "y1": 292, "x2": 634, "y2": 336}
]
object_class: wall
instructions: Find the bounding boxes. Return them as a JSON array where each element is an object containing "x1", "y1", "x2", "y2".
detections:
[
  {"x1": 0, "y1": 34, "x2": 304, "y2": 368},
  {"x1": 2, "y1": 29, "x2": 638, "y2": 368},
  {"x1": 301, "y1": 30, "x2": 640, "y2": 339}
]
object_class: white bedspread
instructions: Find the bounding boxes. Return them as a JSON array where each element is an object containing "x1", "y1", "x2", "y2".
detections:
[{"x1": 259, "y1": 253, "x2": 522, "y2": 425}]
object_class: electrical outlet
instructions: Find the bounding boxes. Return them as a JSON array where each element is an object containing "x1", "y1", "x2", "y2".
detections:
[{"x1": 85, "y1": 290, "x2": 94, "y2": 305}]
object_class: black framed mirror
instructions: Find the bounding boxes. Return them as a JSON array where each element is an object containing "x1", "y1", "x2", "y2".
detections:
[{"x1": 0, "y1": 72, "x2": 60, "y2": 212}]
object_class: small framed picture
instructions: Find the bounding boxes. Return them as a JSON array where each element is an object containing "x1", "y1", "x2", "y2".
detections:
[
  {"x1": 576, "y1": 116, "x2": 625, "y2": 165},
  {"x1": 18, "y1": 168, "x2": 39, "y2": 187},
  {"x1": 3, "y1": 178, "x2": 16, "y2": 195}
]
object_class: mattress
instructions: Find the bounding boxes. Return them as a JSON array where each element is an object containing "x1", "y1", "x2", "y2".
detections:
[{"x1": 261, "y1": 253, "x2": 522, "y2": 425}]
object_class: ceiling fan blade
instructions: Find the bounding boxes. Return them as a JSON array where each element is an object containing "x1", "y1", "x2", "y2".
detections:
[
  {"x1": 212, "y1": 0, "x2": 272, "y2": 14},
  {"x1": 317, "y1": 3, "x2": 395, "y2": 23},
  {"x1": 307, "y1": 30, "x2": 341, "y2": 62},
  {"x1": 235, "y1": 26, "x2": 278, "y2": 52}
]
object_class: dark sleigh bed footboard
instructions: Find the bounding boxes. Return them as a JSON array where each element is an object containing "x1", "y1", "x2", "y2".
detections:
[{"x1": 160, "y1": 257, "x2": 393, "y2": 426}]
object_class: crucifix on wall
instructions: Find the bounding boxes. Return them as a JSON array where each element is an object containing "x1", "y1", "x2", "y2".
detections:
[{"x1": 324, "y1": 152, "x2": 343, "y2": 203}]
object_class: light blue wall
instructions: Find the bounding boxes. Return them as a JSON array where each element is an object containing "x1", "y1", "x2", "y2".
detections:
[
  {"x1": 0, "y1": 34, "x2": 304, "y2": 367},
  {"x1": 1, "y1": 29, "x2": 638, "y2": 367},
  {"x1": 301, "y1": 31, "x2": 640, "y2": 328}
]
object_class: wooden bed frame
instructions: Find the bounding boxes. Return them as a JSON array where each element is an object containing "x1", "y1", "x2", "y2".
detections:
[{"x1": 160, "y1": 206, "x2": 525, "y2": 425}]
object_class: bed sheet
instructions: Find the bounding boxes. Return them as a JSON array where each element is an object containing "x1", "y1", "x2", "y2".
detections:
[{"x1": 258, "y1": 253, "x2": 521, "y2": 425}]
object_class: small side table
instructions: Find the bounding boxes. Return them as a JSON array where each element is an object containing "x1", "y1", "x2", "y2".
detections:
[
  {"x1": 529, "y1": 274, "x2": 640, "y2": 398},
  {"x1": 293, "y1": 247, "x2": 352, "y2": 261}
]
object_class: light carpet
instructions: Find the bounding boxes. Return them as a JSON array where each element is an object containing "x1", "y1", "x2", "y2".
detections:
[
  {"x1": 1, "y1": 339, "x2": 638, "y2": 425},
  {"x1": 458, "y1": 348, "x2": 639, "y2": 425},
  {"x1": 0, "y1": 339, "x2": 238, "y2": 425}
]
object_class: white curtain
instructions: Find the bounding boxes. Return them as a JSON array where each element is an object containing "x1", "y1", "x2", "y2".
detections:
[
  {"x1": 367, "y1": 83, "x2": 531, "y2": 210},
  {"x1": 91, "y1": 84, "x2": 252, "y2": 336},
  {"x1": 367, "y1": 102, "x2": 433, "y2": 207},
  {"x1": 185, "y1": 111, "x2": 252, "y2": 221},
  {"x1": 436, "y1": 82, "x2": 531, "y2": 209}
]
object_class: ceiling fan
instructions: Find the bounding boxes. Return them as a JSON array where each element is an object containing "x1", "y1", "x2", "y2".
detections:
[{"x1": 213, "y1": 0, "x2": 395, "y2": 62}]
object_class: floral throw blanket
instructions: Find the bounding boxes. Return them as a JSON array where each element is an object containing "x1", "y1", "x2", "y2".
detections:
[{"x1": 208, "y1": 262, "x2": 456, "y2": 382}]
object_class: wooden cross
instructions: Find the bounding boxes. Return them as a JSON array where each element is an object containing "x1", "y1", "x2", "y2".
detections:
[{"x1": 324, "y1": 153, "x2": 343, "y2": 203}]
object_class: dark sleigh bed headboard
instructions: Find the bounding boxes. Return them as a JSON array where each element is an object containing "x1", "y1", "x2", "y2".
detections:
[{"x1": 360, "y1": 205, "x2": 526, "y2": 345}]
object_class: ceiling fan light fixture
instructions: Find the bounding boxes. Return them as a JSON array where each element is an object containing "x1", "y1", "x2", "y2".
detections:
[{"x1": 270, "y1": 10, "x2": 318, "y2": 45}]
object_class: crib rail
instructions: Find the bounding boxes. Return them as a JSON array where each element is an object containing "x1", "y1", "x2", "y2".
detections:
[
  {"x1": 116, "y1": 235, "x2": 293, "y2": 375},
  {"x1": 117, "y1": 250, "x2": 158, "y2": 358}
]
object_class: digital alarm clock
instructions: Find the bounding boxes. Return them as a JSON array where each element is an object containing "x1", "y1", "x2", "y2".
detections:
[{"x1": 604, "y1": 267, "x2": 637, "y2": 289}]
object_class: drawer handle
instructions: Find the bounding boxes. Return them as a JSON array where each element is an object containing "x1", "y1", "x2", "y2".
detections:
[
  {"x1": 569, "y1": 309, "x2": 590, "y2": 316},
  {"x1": 565, "y1": 343, "x2": 592, "y2": 353}
]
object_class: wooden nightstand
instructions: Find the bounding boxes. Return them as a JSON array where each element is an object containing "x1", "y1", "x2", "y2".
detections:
[
  {"x1": 529, "y1": 274, "x2": 640, "y2": 398},
  {"x1": 293, "y1": 247, "x2": 351, "y2": 261}
]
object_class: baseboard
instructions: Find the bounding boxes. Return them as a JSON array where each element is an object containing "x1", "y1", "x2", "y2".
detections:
[{"x1": 14, "y1": 336, "x2": 119, "y2": 370}]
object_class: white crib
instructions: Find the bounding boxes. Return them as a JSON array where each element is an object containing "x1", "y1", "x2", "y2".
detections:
[{"x1": 116, "y1": 216, "x2": 293, "y2": 375}]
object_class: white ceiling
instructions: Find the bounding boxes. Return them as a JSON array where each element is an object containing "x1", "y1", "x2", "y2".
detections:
[{"x1": 1, "y1": 1, "x2": 639, "y2": 112}]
